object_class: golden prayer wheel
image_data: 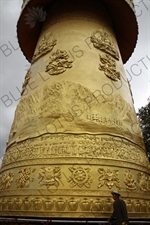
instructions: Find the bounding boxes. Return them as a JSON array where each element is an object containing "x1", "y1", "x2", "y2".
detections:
[{"x1": 0, "y1": 0, "x2": 150, "y2": 220}]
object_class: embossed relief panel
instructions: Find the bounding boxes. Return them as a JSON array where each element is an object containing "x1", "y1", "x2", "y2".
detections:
[
  {"x1": 7, "y1": 81, "x2": 144, "y2": 149},
  {"x1": 1, "y1": 164, "x2": 149, "y2": 205}
]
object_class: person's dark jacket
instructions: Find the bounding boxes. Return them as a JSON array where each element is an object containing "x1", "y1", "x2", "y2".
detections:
[{"x1": 110, "y1": 198, "x2": 129, "y2": 225}]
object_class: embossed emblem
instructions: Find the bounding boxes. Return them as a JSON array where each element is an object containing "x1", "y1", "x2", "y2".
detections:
[
  {"x1": 38, "y1": 166, "x2": 61, "y2": 187},
  {"x1": 0, "y1": 171, "x2": 14, "y2": 190},
  {"x1": 68, "y1": 166, "x2": 92, "y2": 188},
  {"x1": 97, "y1": 168, "x2": 120, "y2": 189},
  {"x1": 45, "y1": 49, "x2": 73, "y2": 75},
  {"x1": 124, "y1": 170, "x2": 136, "y2": 190},
  {"x1": 90, "y1": 30, "x2": 119, "y2": 60},
  {"x1": 15, "y1": 167, "x2": 36, "y2": 188},
  {"x1": 99, "y1": 53, "x2": 120, "y2": 81},
  {"x1": 137, "y1": 172, "x2": 149, "y2": 192}
]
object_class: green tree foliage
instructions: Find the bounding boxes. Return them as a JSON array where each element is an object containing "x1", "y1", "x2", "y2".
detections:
[{"x1": 137, "y1": 98, "x2": 150, "y2": 158}]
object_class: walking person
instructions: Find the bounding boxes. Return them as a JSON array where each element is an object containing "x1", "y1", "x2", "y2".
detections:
[{"x1": 108, "y1": 191, "x2": 129, "y2": 225}]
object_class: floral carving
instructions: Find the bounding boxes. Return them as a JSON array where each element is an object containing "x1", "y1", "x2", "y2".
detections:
[
  {"x1": 97, "y1": 168, "x2": 120, "y2": 189},
  {"x1": 90, "y1": 30, "x2": 119, "y2": 60},
  {"x1": 124, "y1": 170, "x2": 136, "y2": 190},
  {"x1": 32, "y1": 33, "x2": 56, "y2": 63},
  {"x1": 45, "y1": 49, "x2": 73, "y2": 75},
  {"x1": 0, "y1": 171, "x2": 14, "y2": 189},
  {"x1": 99, "y1": 53, "x2": 120, "y2": 81},
  {"x1": 68, "y1": 166, "x2": 92, "y2": 188},
  {"x1": 15, "y1": 167, "x2": 35, "y2": 188},
  {"x1": 38, "y1": 166, "x2": 61, "y2": 187}
]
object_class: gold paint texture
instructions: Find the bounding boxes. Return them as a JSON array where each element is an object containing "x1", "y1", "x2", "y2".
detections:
[{"x1": 0, "y1": 0, "x2": 149, "y2": 219}]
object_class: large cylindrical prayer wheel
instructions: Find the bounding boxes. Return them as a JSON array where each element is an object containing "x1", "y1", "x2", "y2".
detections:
[{"x1": 0, "y1": 0, "x2": 150, "y2": 220}]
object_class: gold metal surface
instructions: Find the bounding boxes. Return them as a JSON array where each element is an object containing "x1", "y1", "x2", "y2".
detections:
[{"x1": 0, "y1": 0, "x2": 150, "y2": 219}]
